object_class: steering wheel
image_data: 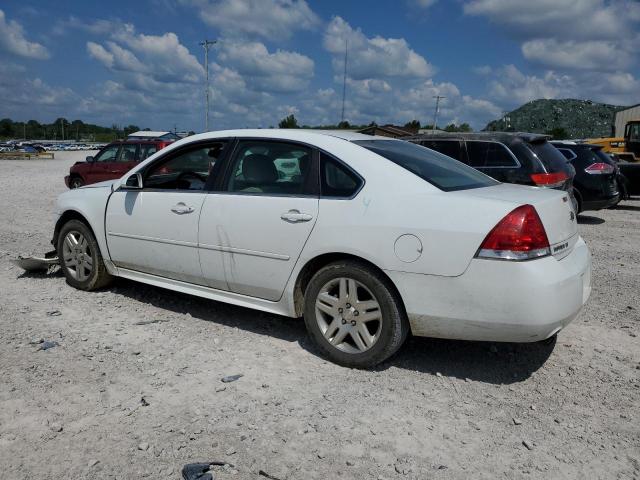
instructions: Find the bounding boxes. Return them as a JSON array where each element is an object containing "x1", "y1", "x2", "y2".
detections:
[{"x1": 175, "y1": 171, "x2": 206, "y2": 189}]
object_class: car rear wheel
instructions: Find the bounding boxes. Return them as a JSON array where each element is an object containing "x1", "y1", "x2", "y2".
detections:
[
  {"x1": 69, "y1": 176, "x2": 84, "y2": 189},
  {"x1": 57, "y1": 219, "x2": 113, "y2": 291},
  {"x1": 303, "y1": 261, "x2": 408, "y2": 368}
]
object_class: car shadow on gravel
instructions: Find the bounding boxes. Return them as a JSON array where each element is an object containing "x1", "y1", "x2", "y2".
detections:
[
  {"x1": 16, "y1": 268, "x2": 64, "y2": 279},
  {"x1": 108, "y1": 279, "x2": 554, "y2": 384},
  {"x1": 577, "y1": 215, "x2": 605, "y2": 225},
  {"x1": 611, "y1": 204, "x2": 640, "y2": 212},
  {"x1": 382, "y1": 335, "x2": 555, "y2": 384}
]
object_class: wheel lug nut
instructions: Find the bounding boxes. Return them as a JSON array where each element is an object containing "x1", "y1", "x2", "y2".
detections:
[
  {"x1": 346, "y1": 303, "x2": 351, "y2": 308},
  {"x1": 354, "y1": 311, "x2": 359, "y2": 316},
  {"x1": 338, "y1": 308, "x2": 343, "y2": 313},
  {"x1": 351, "y1": 320, "x2": 356, "y2": 326},
  {"x1": 341, "y1": 319, "x2": 347, "y2": 325}
]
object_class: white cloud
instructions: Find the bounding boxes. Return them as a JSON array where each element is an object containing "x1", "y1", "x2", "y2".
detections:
[
  {"x1": 216, "y1": 41, "x2": 314, "y2": 93},
  {"x1": 87, "y1": 24, "x2": 203, "y2": 86},
  {"x1": 0, "y1": 9, "x2": 49, "y2": 59},
  {"x1": 184, "y1": 0, "x2": 320, "y2": 41},
  {"x1": 324, "y1": 16, "x2": 435, "y2": 80},
  {"x1": 522, "y1": 39, "x2": 629, "y2": 71}
]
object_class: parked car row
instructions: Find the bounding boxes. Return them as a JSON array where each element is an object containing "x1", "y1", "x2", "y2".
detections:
[{"x1": 406, "y1": 132, "x2": 633, "y2": 214}]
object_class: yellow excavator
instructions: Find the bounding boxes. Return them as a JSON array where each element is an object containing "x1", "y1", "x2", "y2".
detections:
[{"x1": 587, "y1": 119, "x2": 640, "y2": 162}]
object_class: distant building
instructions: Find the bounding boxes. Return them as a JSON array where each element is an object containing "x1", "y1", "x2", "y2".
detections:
[
  {"x1": 358, "y1": 124, "x2": 418, "y2": 138},
  {"x1": 127, "y1": 131, "x2": 180, "y2": 140},
  {"x1": 614, "y1": 104, "x2": 640, "y2": 137}
]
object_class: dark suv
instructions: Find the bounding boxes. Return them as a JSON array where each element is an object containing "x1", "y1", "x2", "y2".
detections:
[
  {"x1": 65, "y1": 139, "x2": 175, "y2": 188},
  {"x1": 551, "y1": 141, "x2": 620, "y2": 212},
  {"x1": 406, "y1": 132, "x2": 577, "y2": 210}
]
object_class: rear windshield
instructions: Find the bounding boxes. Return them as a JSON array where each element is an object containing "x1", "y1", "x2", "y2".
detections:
[
  {"x1": 526, "y1": 140, "x2": 570, "y2": 172},
  {"x1": 354, "y1": 140, "x2": 498, "y2": 191}
]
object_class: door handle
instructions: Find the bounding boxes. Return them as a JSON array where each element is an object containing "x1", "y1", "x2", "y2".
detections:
[
  {"x1": 281, "y1": 209, "x2": 313, "y2": 223},
  {"x1": 171, "y1": 202, "x2": 195, "y2": 215}
]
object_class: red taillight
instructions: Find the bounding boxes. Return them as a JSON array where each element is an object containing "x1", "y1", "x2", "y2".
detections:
[
  {"x1": 530, "y1": 172, "x2": 568, "y2": 188},
  {"x1": 476, "y1": 205, "x2": 550, "y2": 261},
  {"x1": 584, "y1": 163, "x2": 614, "y2": 175}
]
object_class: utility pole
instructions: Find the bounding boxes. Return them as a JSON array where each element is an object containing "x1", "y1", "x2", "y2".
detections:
[
  {"x1": 340, "y1": 39, "x2": 348, "y2": 124},
  {"x1": 23, "y1": 123, "x2": 26, "y2": 140},
  {"x1": 432, "y1": 96, "x2": 445, "y2": 132},
  {"x1": 61, "y1": 118, "x2": 64, "y2": 141},
  {"x1": 200, "y1": 39, "x2": 217, "y2": 132}
]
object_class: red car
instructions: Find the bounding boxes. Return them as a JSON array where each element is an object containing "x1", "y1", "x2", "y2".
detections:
[{"x1": 65, "y1": 139, "x2": 174, "y2": 188}]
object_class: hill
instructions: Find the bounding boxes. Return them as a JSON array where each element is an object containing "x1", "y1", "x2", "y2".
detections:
[{"x1": 484, "y1": 99, "x2": 628, "y2": 139}]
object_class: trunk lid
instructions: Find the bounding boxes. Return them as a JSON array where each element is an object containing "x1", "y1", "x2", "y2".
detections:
[{"x1": 455, "y1": 183, "x2": 579, "y2": 259}]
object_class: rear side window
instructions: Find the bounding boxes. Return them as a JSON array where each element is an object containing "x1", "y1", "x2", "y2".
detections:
[
  {"x1": 321, "y1": 152, "x2": 362, "y2": 197},
  {"x1": 139, "y1": 144, "x2": 158, "y2": 161},
  {"x1": 557, "y1": 148, "x2": 577, "y2": 161},
  {"x1": 417, "y1": 140, "x2": 464, "y2": 162},
  {"x1": 527, "y1": 140, "x2": 569, "y2": 172},
  {"x1": 354, "y1": 140, "x2": 497, "y2": 192},
  {"x1": 466, "y1": 141, "x2": 518, "y2": 167}
]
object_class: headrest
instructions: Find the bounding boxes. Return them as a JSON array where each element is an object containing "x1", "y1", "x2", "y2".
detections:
[{"x1": 242, "y1": 154, "x2": 278, "y2": 184}]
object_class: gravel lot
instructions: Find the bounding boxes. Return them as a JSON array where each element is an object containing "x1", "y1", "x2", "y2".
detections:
[{"x1": 1, "y1": 152, "x2": 638, "y2": 480}]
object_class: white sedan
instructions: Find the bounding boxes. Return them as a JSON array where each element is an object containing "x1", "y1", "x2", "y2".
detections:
[{"x1": 52, "y1": 129, "x2": 591, "y2": 367}]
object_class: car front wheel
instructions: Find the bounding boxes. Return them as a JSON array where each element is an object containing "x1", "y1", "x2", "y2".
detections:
[
  {"x1": 57, "y1": 219, "x2": 113, "y2": 291},
  {"x1": 69, "y1": 176, "x2": 84, "y2": 189},
  {"x1": 303, "y1": 260, "x2": 408, "y2": 368}
]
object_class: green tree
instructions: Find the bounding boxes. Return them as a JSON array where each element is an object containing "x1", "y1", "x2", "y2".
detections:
[
  {"x1": 404, "y1": 119, "x2": 421, "y2": 131},
  {"x1": 545, "y1": 127, "x2": 568, "y2": 140},
  {"x1": 278, "y1": 114, "x2": 299, "y2": 129},
  {"x1": 337, "y1": 120, "x2": 351, "y2": 129}
]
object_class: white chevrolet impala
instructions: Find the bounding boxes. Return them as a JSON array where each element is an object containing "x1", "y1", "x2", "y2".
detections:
[{"x1": 53, "y1": 130, "x2": 591, "y2": 367}]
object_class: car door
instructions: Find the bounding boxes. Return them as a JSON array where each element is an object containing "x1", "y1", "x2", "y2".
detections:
[
  {"x1": 105, "y1": 142, "x2": 223, "y2": 284},
  {"x1": 198, "y1": 139, "x2": 319, "y2": 300},
  {"x1": 89, "y1": 144, "x2": 121, "y2": 184}
]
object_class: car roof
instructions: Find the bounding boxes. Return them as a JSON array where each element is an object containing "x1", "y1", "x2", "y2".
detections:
[
  {"x1": 179, "y1": 128, "x2": 391, "y2": 144},
  {"x1": 551, "y1": 141, "x2": 602, "y2": 150},
  {"x1": 406, "y1": 131, "x2": 551, "y2": 145}
]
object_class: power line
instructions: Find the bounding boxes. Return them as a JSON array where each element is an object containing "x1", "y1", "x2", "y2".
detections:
[
  {"x1": 340, "y1": 39, "x2": 348, "y2": 124},
  {"x1": 432, "y1": 95, "x2": 446, "y2": 132},
  {"x1": 200, "y1": 39, "x2": 217, "y2": 132}
]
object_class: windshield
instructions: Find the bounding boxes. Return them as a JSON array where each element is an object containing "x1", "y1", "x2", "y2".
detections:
[{"x1": 354, "y1": 140, "x2": 498, "y2": 192}]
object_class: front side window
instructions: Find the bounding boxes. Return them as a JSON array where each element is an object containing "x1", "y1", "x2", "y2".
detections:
[
  {"x1": 144, "y1": 143, "x2": 225, "y2": 190},
  {"x1": 95, "y1": 145, "x2": 120, "y2": 162},
  {"x1": 466, "y1": 141, "x2": 518, "y2": 167},
  {"x1": 354, "y1": 139, "x2": 498, "y2": 192},
  {"x1": 226, "y1": 141, "x2": 313, "y2": 195},
  {"x1": 139, "y1": 144, "x2": 157, "y2": 161},
  {"x1": 118, "y1": 144, "x2": 138, "y2": 162},
  {"x1": 320, "y1": 152, "x2": 362, "y2": 197}
]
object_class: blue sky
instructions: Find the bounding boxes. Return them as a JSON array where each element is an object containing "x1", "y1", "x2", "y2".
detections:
[{"x1": 1, "y1": 0, "x2": 639, "y2": 132}]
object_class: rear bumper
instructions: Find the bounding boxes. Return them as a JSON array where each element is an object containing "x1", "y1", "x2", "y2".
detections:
[
  {"x1": 386, "y1": 237, "x2": 591, "y2": 343},
  {"x1": 582, "y1": 193, "x2": 619, "y2": 211}
]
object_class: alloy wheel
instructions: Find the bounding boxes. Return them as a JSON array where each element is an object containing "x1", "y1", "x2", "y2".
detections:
[
  {"x1": 314, "y1": 277, "x2": 383, "y2": 354},
  {"x1": 62, "y1": 231, "x2": 93, "y2": 281}
]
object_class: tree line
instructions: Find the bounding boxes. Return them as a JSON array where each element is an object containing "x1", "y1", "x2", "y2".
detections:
[
  {"x1": 0, "y1": 118, "x2": 145, "y2": 142},
  {"x1": 277, "y1": 114, "x2": 473, "y2": 132}
]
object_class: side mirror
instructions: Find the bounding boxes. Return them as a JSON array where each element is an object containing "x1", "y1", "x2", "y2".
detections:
[
  {"x1": 86, "y1": 156, "x2": 94, "y2": 163},
  {"x1": 123, "y1": 172, "x2": 143, "y2": 190}
]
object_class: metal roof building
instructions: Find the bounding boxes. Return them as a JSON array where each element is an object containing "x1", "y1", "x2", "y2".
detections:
[
  {"x1": 614, "y1": 104, "x2": 640, "y2": 137},
  {"x1": 127, "y1": 131, "x2": 180, "y2": 140}
]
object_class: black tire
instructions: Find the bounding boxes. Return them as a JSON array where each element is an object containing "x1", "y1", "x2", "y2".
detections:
[
  {"x1": 57, "y1": 219, "x2": 113, "y2": 291},
  {"x1": 303, "y1": 260, "x2": 409, "y2": 368},
  {"x1": 572, "y1": 188, "x2": 582, "y2": 214},
  {"x1": 69, "y1": 176, "x2": 84, "y2": 189}
]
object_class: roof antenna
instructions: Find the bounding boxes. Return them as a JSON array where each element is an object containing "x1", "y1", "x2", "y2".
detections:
[{"x1": 340, "y1": 38, "x2": 348, "y2": 124}]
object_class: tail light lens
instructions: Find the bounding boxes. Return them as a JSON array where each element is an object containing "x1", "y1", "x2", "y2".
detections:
[
  {"x1": 476, "y1": 205, "x2": 550, "y2": 261},
  {"x1": 530, "y1": 171, "x2": 568, "y2": 188},
  {"x1": 584, "y1": 163, "x2": 614, "y2": 175}
]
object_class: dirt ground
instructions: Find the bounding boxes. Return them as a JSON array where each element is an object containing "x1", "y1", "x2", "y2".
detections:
[{"x1": 0, "y1": 152, "x2": 638, "y2": 480}]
